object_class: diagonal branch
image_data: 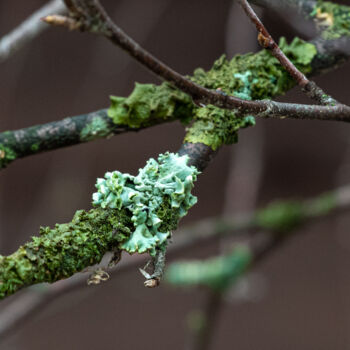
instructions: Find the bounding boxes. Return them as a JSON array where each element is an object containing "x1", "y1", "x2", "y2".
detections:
[
  {"x1": 0, "y1": 0, "x2": 66, "y2": 63},
  {"x1": 238, "y1": 0, "x2": 338, "y2": 106}
]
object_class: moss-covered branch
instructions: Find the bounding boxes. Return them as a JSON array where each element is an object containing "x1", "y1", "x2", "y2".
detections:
[
  {"x1": 0, "y1": 152, "x2": 198, "y2": 299},
  {"x1": 0, "y1": 208, "x2": 132, "y2": 299},
  {"x1": 2, "y1": 0, "x2": 350, "y2": 168},
  {"x1": 0, "y1": 83, "x2": 193, "y2": 169}
]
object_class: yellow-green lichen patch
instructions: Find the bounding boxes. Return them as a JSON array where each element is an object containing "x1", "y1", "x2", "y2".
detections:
[
  {"x1": 0, "y1": 144, "x2": 17, "y2": 169},
  {"x1": 93, "y1": 152, "x2": 199, "y2": 256},
  {"x1": 108, "y1": 82, "x2": 194, "y2": 128},
  {"x1": 311, "y1": 1, "x2": 350, "y2": 40}
]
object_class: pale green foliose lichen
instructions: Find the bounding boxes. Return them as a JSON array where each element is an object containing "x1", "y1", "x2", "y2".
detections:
[
  {"x1": 311, "y1": 1, "x2": 350, "y2": 40},
  {"x1": 166, "y1": 246, "x2": 252, "y2": 292},
  {"x1": 93, "y1": 152, "x2": 199, "y2": 256}
]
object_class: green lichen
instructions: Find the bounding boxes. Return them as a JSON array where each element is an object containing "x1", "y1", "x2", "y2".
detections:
[
  {"x1": 80, "y1": 116, "x2": 112, "y2": 142},
  {"x1": 255, "y1": 191, "x2": 337, "y2": 233},
  {"x1": 92, "y1": 152, "x2": 199, "y2": 256},
  {"x1": 108, "y1": 82, "x2": 194, "y2": 128},
  {"x1": 30, "y1": 143, "x2": 40, "y2": 152},
  {"x1": 304, "y1": 192, "x2": 336, "y2": 217},
  {"x1": 106, "y1": 37, "x2": 317, "y2": 151},
  {"x1": 0, "y1": 208, "x2": 133, "y2": 299},
  {"x1": 166, "y1": 246, "x2": 252, "y2": 292},
  {"x1": 311, "y1": 1, "x2": 350, "y2": 40},
  {"x1": 184, "y1": 37, "x2": 317, "y2": 149},
  {"x1": 0, "y1": 144, "x2": 17, "y2": 169},
  {"x1": 256, "y1": 201, "x2": 305, "y2": 233},
  {"x1": 279, "y1": 37, "x2": 318, "y2": 73}
]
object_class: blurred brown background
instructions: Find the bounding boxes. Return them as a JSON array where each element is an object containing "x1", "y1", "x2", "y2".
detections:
[{"x1": 1, "y1": 0, "x2": 350, "y2": 349}]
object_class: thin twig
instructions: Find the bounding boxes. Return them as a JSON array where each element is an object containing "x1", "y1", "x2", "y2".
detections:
[
  {"x1": 238, "y1": 0, "x2": 338, "y2": 106},
  {"x1": 42, "y1": 0, "x2": 350, "y2": 122},
  {"x1": 142, "y1": 249, "x2": 167, "y2": 288},
  {"x1": 0, "y1": 0, "x2": 66, "y2": 63}
]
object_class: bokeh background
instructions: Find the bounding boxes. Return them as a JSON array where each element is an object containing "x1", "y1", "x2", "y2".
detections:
[{"x1": 1, "y1": 0, "x2": 350, "y2": 349}]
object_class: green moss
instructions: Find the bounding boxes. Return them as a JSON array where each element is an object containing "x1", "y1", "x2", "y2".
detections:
[
  {"x1": 30, "y1": 143, "x2": 40, "y2": 152},
  {"x1": 311, "y1": 1, "x2": 350, "y2": 40},
  {"x1": 80, "y1": 116, "x2": 112, "y2": 142},
  {"x1": 108, "y1": 82, "x2": 194, "y2": 128},
  {"x1": 185, "y1": 37, "x2": 316, "y2": 149},
  {"x1": 166, "y1": 246, "x2": 252, "y2": 292},
  {"x1": 0, "y1": 144, "x2": 17, "y2": 169},
  {"x1": 0, "y1": 207, "x2": 133, "y2": 299},
  {"x1": 184, "y1": 107, "x2": 255, "y2": 151},
  {"x1": 92, "y1": 152, "x2": 199, "y2": 256}
]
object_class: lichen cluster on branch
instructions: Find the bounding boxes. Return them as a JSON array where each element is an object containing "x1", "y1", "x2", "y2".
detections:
[
  {"x1": 92, "y1": 152, "x2": 199, "y2": 256},
  {"x1": 0, "y1": 153, "x2": 199, "y2": 298},
  {"x1": 108, "y1": 37, "x2": 317, "y2": 150}
]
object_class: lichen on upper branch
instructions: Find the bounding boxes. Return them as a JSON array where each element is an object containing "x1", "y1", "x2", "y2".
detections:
[
  {"x1": 107, "y1": 37, "x2": 318, "y2": 151},
  {"x1": 311, "y1": 1, "x2": 350, "y2": 40}
]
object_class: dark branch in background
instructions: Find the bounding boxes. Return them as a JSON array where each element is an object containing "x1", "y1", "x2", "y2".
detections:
[
  {"x1": 239, "y1": 0, "x2": 338, "y2": 105},
  {"x1": 0, "y1": 0, "x2": 66, "y2": 63},
  {"x1": 43, "y1": 0, "x2": 350, "y2": 122}
]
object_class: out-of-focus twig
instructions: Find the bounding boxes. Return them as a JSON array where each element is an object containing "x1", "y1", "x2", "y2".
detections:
[{"x1": 0, "y1": 0, "x2": 66, "y2": 63}]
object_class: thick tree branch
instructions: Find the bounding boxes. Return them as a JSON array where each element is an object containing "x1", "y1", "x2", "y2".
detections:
[{"x1": 0, "y1": 0, "x2": 66, "y2": 63}]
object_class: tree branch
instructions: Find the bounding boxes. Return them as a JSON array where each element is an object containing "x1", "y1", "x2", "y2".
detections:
[
  {"x1": 239, "y1": 0, "x2": 338, "y2": 105},
  {"x1": 0, "y1": 0, "x2": 66, "y2": 63},
  {"x1": 43, "y1": 0, "x2": 350, "y2": 122}
]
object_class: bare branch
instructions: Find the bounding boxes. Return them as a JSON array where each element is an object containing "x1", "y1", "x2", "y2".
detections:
[{"x1": 0, "y1": 0, "x2": 66, "y2": 63}]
